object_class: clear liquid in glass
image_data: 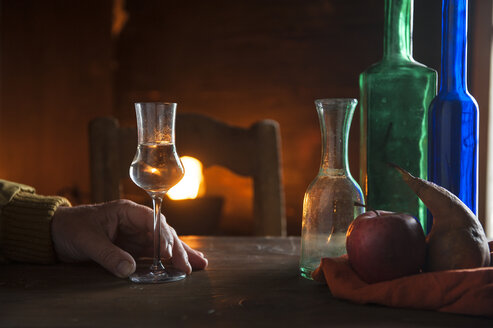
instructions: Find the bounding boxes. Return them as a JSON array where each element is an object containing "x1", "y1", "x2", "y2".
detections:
[{"x1": 130, "y1": 142, "x2": 184, "y2": 194}]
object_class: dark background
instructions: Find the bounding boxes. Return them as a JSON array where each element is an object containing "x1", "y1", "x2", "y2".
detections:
[{"x1": 1, "y1": 0, "x2": 486, "y2": 235}]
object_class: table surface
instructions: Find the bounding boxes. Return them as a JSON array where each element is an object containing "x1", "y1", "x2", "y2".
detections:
[{"x1": 1, "y1": 236, "x2": 492, "y2": 327}]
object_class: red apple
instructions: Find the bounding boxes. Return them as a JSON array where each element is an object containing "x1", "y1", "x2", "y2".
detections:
[{"x1": 346, "y1": 210, "x2": 426, "y2": 284}]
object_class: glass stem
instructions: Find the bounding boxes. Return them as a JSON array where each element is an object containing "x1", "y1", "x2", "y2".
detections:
[{"x1": 151, "y1": 195, "x2": 165, "y2": 272}]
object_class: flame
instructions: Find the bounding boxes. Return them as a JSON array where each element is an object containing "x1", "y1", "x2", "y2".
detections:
[{"x1": 168, "y1": 156, "x2": 204, "y2": 200}]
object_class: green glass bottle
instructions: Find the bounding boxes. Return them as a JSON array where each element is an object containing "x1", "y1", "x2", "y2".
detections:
[{"x1": 359, "y1": 0, "x2": 437, "y2": 232}]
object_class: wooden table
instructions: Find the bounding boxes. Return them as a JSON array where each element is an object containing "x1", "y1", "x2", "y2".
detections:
[{"x1": 1, "y1": 236, "x2": 492, "y2": 327}]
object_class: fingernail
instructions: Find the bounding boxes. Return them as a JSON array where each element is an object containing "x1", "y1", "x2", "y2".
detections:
[
  {"x1": 117, "y1": 261, "x2": 134, "y2": 278},
  {"x1": 167, "y1": 244, "x2": 173, "y2": 257}
]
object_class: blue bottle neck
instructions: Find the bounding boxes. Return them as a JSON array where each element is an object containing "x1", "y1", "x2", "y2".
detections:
[
  {"x1": 383, "y1": 0, "x2": 413, "y2": 61},
  {"x1": 440, "y1": 0, "x2": 468, "y2": 93}
]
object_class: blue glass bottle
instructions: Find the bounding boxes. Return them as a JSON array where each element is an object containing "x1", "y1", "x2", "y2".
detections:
[{"x1": 428, "y1": 0, "x2": 478, "y2": 231}]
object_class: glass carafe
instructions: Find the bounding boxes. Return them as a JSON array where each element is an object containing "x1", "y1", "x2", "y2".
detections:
[{"x1": 300, "y1": 98, "x2": 364, "y2": 280}]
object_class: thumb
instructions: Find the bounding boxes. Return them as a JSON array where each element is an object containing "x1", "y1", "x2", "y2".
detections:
[{"x1": 83, "y1": 237, "x2": 136, "y2": 278}]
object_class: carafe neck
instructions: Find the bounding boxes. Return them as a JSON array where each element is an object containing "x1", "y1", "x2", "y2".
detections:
[{"x1": 315, "y1": 99, "x2": 356, "y2": 176}]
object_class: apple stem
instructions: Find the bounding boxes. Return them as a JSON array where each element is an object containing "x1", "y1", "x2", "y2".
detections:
[{"x1": 354, "y1": 202, "x2": 379, "y2": 216}]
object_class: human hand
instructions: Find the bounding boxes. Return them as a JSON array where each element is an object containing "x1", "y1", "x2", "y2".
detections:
[{"x1": 51, "y1": 199, "x2": 208, "y2": 278}]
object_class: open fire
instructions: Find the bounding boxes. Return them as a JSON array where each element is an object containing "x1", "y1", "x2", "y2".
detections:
[
  {"x1": 168, "y1": 156, "x2": 205, "y2": 200},
  {"x1": 164, "y1": 156, "x2": 223, "y2": 235}
]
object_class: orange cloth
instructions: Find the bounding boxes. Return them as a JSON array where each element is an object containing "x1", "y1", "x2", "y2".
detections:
[{"x1": 312, "y1": 243, "x2": 493, "y2": 317}]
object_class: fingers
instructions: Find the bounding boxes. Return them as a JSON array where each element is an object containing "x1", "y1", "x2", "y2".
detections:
[
  {"x1": 158, "y1": 218, "x2": 207, "y2": 272},
  {"x1": 115, "y1": 200, "x2": 174, "y2": 256},
  {"x1": 107, "y1": 199, "x2": 207, "y2": 275},
  {"x1": 181, "y1": 241, "x2": 208, "y2": 270},
  {"x1": 168, "y1": 228, "x2": 192, "y2": 274},
  {"x1": 159, "y1": 228, "x2": 208, "y2": 272},
  {"x1": 82, "y1": 235, "x2": 136, "y2": 278},
  {"x1": 160, "y1": 218, "x2": 174, "y2": 259},
  {"x1": 114, "y1": 200, "x2": 155, "y2": 233}
]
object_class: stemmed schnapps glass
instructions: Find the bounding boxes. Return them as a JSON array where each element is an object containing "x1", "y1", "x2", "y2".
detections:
[{"x1": 129, "y1": 102, "x2": 185, "y2": 283}]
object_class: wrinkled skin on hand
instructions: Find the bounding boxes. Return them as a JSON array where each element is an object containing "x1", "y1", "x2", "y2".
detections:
[{"x1": 51, "y1": 199, "x2": 208, "y2": 278}]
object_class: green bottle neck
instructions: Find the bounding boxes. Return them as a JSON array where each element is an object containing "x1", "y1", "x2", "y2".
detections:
[{"x1": 383, "y1": 0, "x2": 413, "y2": 61}]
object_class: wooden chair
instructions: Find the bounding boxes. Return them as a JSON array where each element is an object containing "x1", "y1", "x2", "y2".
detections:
[{"x1": 88, "y1": 113, "x2": 286, "y2": 236}]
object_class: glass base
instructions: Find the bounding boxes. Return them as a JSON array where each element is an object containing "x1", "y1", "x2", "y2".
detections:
[{"x1": 129, "y1": 262, "x2": 186, "y2": 284}]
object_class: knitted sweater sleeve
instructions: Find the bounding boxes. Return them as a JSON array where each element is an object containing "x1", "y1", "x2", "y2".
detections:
[{"x1": 0, "y1": 179, "x2": 71, "y2": 264}]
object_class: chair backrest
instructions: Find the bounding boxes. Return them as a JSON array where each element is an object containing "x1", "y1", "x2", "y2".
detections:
[{"x1": 88, "y1": 113, "x2": 286, "y2": 236}]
